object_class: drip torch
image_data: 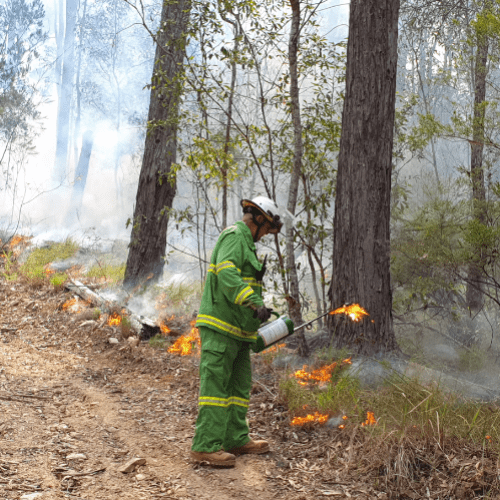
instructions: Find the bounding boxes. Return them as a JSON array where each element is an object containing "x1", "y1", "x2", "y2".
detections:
[{"x1": 252, "y1": 310, "x2": 332, "y2": 354}]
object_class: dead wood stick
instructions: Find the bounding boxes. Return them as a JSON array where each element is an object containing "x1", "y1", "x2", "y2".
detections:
[
  {"x1": 0, "y1": 392, "x2": 50, "y2": 401},
  {"x1": 253, "y1": 379, "x2": 276, "y2": 399},
  {"x1": 0, "y1": 395, "x2": 39, "y2": 404},
  {"x1": 66, "y1": 280, "x2": 159, "y2": 337},
  {"x1": 62, "y1": 468, "x2": 106, "y2": 478}
]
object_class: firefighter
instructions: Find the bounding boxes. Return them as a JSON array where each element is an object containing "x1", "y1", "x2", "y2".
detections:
[{"x1": 190, "y1": 196, "x2": 283, "y2": 467}]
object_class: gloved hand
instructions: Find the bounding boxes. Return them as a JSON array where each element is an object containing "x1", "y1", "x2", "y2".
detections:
[
  {"x1": 253, "y1": 305, "x2": 272, "y2": 322},
  {"x1": 255, "y1": 255, "x2": 267, "y2": 282}
]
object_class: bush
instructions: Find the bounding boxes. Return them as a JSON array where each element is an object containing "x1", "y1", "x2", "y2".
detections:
[
  {"x1": 86, "y1": 263, "x2": 126, "y2": 284},
  {"x1": 21, "y1": 239, "x2": 78, "y2": 282}
]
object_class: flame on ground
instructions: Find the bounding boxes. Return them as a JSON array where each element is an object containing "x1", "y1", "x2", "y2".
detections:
[
  {"x1": 160, "y1": 314, "x2": 176, "y2": 334},
  {"x1": 260, "y1": 343, "x2": 286, "y2": 354},
  {"x1": 168, "y1": 320, "x2": 200, "y2": 356},
  {"x1": 330, "y1": 303, "x2": 369, "y2": 322},
  {"x1": 292, "y1": 358, "x2": 352, "y2": 386},
  {"x1": 62, "y1": 298, "x2": 86, "y2": 313},
  {"x1": 361, "y1": 411, "x2": 377, "y2": 426},
  {"x1": 108, "y1": 312, "x2": 123, "y2": 326},
  {"x1": 9, "y1": 235, "x2": 25, "y2": 248},
  {"x1": 160, "y1": 323, "x2": 171, "y2": 334},
  {"x1": 291, "y1": 412, "x2": 329, "y2": 426}
]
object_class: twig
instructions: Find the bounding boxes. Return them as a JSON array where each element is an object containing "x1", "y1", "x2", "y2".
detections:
[
  {"x1": 253, "y1": 379, "x2": 276, "y2": 399},
  {"x1": 62, "y1": 468, "x2": 106, "y2": 478},
  {"x1": 0, "y1": 392, "x2": 50, "y2": 401}
]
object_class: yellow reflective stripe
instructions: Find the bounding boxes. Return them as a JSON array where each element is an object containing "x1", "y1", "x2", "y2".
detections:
[
  {"x1": 207, "y1": 262, "x2": 241, "y2": 275},
  {"x1": 197, "y1": 314, "x2": 257, "y2": 340},
  {"x1": 235, "y1": 286, "x2": 253, "y2": 305},
  {"x1": 199, "y1": 401, "x2": 229, "y2": 407},
  {"x1": 198, "y1": 397, "x2": 249, "y2": 408},
  {"x1": 238, "y1": 287, "x2": 254, "y2": 306},
  {"x1": 199, "y1": 397, "x2": 229, "y2": 407},
  {"x1": 199, "y1": 397, "x2": 228, "y2": 402},
  {"x1": 242, "y1": 277, "x2": 261, "y2": 287},
  {"x1": 228, "y1": 397, "x2": 249, "y2": 407}
]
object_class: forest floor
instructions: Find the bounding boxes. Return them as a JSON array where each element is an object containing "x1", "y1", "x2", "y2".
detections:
[{"x1": 0, "y1": 275, "x2": 499, "y2": 500}]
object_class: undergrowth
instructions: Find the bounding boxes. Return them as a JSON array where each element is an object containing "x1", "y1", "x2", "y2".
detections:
[
  {"x1": 9, "y1": 239, "x2": 78, "y2": 287},
  {"x1": 86, "y1": 262, "x2": 126, "y2": 284},
  {"x1": 280, "y1": 355, "x2": 500, "y2": 453}
]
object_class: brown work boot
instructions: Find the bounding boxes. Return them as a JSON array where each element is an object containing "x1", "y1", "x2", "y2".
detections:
[
  {"x1": 190, "y1": 449, "x2": 236, "y2": 467},
  {"x1": 227, "y1": 438, "x2": 270, "y2": 455}
]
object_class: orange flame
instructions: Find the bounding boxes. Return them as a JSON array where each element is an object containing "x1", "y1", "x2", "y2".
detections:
[
  {"x1": 62, "y1": 298, "x2": 86, "y2": 313},
  {"x1": 45, "y1": 265, "x2": 55, "y2": 276},
  {"x1": 292, "y1": 358, "x2": 352, "y2": 386},
  {"x1": 291, "y1": 412, "x2": 329, "y2": 426},
  {"x1": 108, "y1": 312, "x2": 122, "y2": 326},
  {"x1": 361, "y1": 411, "x2": 377, "y2": 426},
  {"x1": 259, "y1": 343, "x2": 286, "y2": 354},
  {"x1": 9, "y1": 235, "x2": 24, "y2": 248},
  {"x1": 339, "y1": 424, "x2": 345, "y2": 429},
  {"x1": 168, "y1": 320, "x2": 200, "y2": 356},
  {"x1": 160, "y1": 323, "x2": 171, "y2": 334},
  {"x1": 330, "y1": 303, "x2": 369, "y2": 322},
  {"x1": 63, "y1": 298, "x2": 78, "y2": 310}
]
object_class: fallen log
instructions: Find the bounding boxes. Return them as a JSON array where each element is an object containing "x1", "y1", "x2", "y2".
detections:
[{"x1": 65, "y1": 280, "x2": 160, "y2": 339}]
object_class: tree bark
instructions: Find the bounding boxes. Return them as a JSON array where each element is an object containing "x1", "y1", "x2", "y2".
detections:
[
  {"x1": 72, "y1": 130, "x2": 94, "y2": 204},
  {"x1": 286, "y1": 0, "x2": 308, "y2": 357},
  {"x1": 328, "y1": 0, "x2": 400, "y2": 356},
  {"x1": 466, "y1": 36, "x2": 489, "y2": 315},
  {"x1": 123, "y1": 0, "x2": 191, "y2": 289},
  {"x1": 221, "y1": 13, "x2": 239, "y2": 229},
  {"x1": 53, "y1": 0, "x2": 78, "y2": 182},
  {"x1": 54, "y1": 0, "x2": 65, "y2": 97}
]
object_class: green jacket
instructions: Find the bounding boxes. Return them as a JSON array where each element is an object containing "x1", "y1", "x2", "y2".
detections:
[{"x1": 196, "y1": 221, "x2": 264, "y2": 342}]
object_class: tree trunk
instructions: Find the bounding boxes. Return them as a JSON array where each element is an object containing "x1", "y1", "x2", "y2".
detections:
[
  {"x1": 466, "y1": 36, "x2": 489, "y2": 315},
  {"x1": 286, "y1": 0, "x2": 308, "y2": 357},
  {"x1": 53, "y1": 0, "x2": 78, "y2": 182},
  {"x1": 123, "y1": 0, "x2": 191, "y2": 289},
  {"x1": 73, "y1": 0, "x2": 88, "y2": 176},
  {"x1": 221, "y1": 14, "x2": 239, "y2": 229},
  {"x1": 54, "y1": 0, "x2": 65, "y2": 97},
  {"x1": 71, "y1": 130, "x2": 94, "y2": 207},
  {"x1": 328, "y1": 0, "x2": 400, "y2": 356}
]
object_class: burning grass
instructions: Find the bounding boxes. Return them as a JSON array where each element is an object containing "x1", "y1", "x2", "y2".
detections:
[
  {"x1": 167, "y1": 321, "x2": 200, "y2": 356},
  {"x1": 281, "y1": 362, "x2": 500, "y2": 452}
]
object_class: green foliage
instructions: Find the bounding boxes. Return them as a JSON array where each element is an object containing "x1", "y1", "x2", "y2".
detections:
[
  {"x1": 86, "y1": 263, "x2": 126, "y2": 283},
  {"x1": 49, "y1": 273, "x2": 68, "y2": 288},
  {"x1": 20, "y1": 240, "x2": 78, "y2": 282},
  {"x1": 148, "y1": 334, "x2": 170, "y2": 349},
  {"x1": 0, "y1": 251, "x2": 18, "y2": 281},
  {"x1": 391, "y1": 181, "x2": 468, "y2": 313},
  {"x1": 458, "y1": 347, "x2": 485, "y2": 372},
  {"x1": 120, "y1": 316, "x2": 133, "y2": 339},
  {"x1": 154, "y1": 280, "x2": 201, "y2": 311}
]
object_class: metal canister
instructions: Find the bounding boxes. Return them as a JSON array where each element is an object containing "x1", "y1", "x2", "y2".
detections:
[{"x1": 252, "y1": 315, "x2": 294, "y2": 353}]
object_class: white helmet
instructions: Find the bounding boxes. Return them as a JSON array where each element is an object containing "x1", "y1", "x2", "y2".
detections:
[{"x1": 241, "y1": 196, "x2": 283, "y2": 233}]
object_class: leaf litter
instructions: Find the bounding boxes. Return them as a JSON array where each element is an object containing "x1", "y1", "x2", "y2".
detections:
[{"x1": 0, "y1": 266, "x2": 499, "y2": 499}]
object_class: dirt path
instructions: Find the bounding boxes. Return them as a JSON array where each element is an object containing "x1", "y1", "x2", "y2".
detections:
[
  {"x1": 0, "y1": 279, "x2": 285, "y2": 500},
  {"x1": 3, "y1": 276, "x2": 496, "y2": 499}
]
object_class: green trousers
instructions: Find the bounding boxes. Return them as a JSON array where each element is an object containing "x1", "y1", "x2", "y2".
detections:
[{"x1": 191, "y1": 327, "x2": 252, "y2": 453}]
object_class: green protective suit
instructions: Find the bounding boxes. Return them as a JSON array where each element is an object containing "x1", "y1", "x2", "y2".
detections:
[
  {"x1": 192, "y1": 221, "x2": 264, "y2": 452},
  {"x1": 195, "y1": 221, "x2": 265, "y2": 341}
]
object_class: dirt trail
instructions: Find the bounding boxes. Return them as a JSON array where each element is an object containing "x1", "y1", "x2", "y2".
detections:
[{"x1": 0, "y1": 279, "x2": 282, "y2": 500}]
